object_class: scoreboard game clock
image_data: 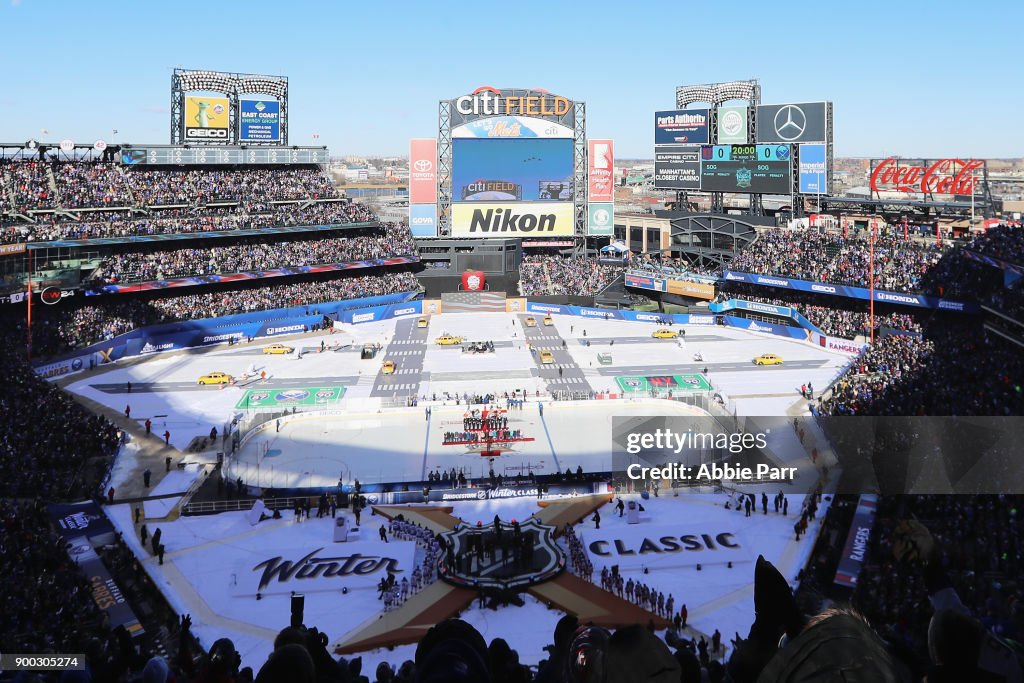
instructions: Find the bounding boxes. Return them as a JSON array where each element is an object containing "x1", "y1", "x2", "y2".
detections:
[{"x1": 700, "y1": 144, "x2": 793, "y2": 194}]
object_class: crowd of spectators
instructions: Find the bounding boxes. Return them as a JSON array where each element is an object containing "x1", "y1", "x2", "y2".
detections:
[
  {"x1": 730, "y1": 228, "x2": 951, "y2": 292},
  {"x1": 0, "y1": 500, "x2": 110, "y2": 664},
  {"x1": 2, "y1": 161, "x2": 340, "y2": 212},
  {"x1": 818, "y1": 323, "x2": 1023, "y2": 416},
  {"x1": 628, "y1": 254, "x2": 720, "y2": 279},
  {"x1": 27, "y1": 271, "x2": 421, "y2": 356},
  {"x1": 99, "y1": 224, "x2": 415, "y2": 283},
  {"x1": 715, "y1": 284, "x2": 923, "y2": 339},
  {"x1": 1, "y1": 200, "x2": 376, "y2": 243},
  {"x1": 519, "y1": 255, "x2": 625, "y2": 296},
  {"x1": 853, "y1": 495, "x2": 1023, "y2": 678},
  {"x1": 0, "y1": 331, "x2": 120, "y2": 498}
]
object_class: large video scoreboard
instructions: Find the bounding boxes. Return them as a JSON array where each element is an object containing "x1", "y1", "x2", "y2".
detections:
[{"x1": 699, "y1": 144, "x2": 792, "y2": 194}]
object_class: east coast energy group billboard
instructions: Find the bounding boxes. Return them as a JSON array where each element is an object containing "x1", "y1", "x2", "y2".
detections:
[{"x1": 238, "y1": 98, "x2": 280, "y2": 142}]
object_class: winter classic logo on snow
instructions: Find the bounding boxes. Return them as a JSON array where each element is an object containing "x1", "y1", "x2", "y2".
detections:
[
  {"x1": 315, "y1": 390, "x2": 335, "y2": 399},
  {"x1": 253, "y1": 548, "x2": 403, "y2": 592},
  {"x1": 249, "y1": 392, "x2": 270, "y2": 403}
]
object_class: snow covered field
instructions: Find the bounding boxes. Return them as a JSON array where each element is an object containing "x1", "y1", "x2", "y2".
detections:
[
  {"x1": 84, "y1": 313, "x2": 843, "y2": 669},
  {"x1": 107, "y1": 490, "x2": 827, "y2": 672}
]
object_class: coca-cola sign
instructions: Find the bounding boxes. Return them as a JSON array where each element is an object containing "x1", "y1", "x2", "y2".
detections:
[{"x1": 870, "y1": 158, "x2": 983, "y2": 195}]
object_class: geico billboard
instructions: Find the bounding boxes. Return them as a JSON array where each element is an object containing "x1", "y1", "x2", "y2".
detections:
[
  {"x1": 451, "y1": 202, "x2": 574, "y2": 237},
  {"x1": 184, "y1": 96, "x2": 230, "y2": 141}
]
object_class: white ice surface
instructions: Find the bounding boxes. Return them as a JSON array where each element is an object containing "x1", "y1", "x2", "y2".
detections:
[{"x1": 106, "y1": 491, "x2": 827, "y2": 673}]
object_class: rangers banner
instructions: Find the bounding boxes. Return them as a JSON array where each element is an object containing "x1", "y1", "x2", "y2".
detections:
[
  {"x1": 588, "y1": 139, "x2": 614, "y2": 202},
  {"x1": 834, "y1": 495, "x2": 878, "y2": 587},
  {"x1": 409, "y1": 138, "x2": 438, "y2": 204}
]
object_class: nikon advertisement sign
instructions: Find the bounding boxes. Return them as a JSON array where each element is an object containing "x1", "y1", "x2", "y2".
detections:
[{"x1": 451, "y1": 202, "x2": 574, "y2": 237}]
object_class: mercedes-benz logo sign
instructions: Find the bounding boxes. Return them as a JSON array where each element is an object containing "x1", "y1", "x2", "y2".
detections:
[
  {"x1": 413, "y1": 159, "x2": 433, "y2": 172},
  {"x1": 773, "y1": 105, "x2": 807, "y2": 141}
]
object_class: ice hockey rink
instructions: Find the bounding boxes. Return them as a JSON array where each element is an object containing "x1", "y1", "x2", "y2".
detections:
[
  {"x1": 81, "y1": 310, "x2": 844, "y2": 670},
  {"x1": 65, "y1": 311, "x2": 852, "y2": 459}
]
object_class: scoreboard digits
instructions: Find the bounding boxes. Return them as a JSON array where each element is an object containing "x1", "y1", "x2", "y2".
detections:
[
  {"x1": 699, "y1": 144, "x2": 793, "y2": 194},
  {"x1": 706, "y1": 145, "x2": 786, "y2": 161}
]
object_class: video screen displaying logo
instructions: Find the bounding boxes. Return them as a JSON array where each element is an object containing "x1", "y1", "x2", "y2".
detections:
[
  {"x1": 453, "y1": 138, "x2": 573, "y2": 202},
  {"x1": 461, "y1": 180, "x2": 522, "y2": 201}
]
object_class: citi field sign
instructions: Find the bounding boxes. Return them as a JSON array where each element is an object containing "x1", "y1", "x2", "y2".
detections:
[{"x1": 454, "y1": 86, "x2": 572, "y2": 120}]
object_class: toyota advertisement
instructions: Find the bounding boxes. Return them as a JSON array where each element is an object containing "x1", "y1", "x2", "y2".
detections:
[
  {"x1": 452, "y1": 138, "x2": 573, "y2": 202},
  {"x1": 755, "y1": 102, "x2": 830, "y2": 144},
  {"x1": 655, "y1": 109, "x2": 709, "y2": 145},
  {"x1": 409, "y1": 138, "x2": 438, "y2": 204},
  {"x1": 700, "y1": 144, "x2": 793, "y2": 194}
]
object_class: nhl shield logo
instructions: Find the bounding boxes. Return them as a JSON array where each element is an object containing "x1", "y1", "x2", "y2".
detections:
[{"x1": 438, "y1": 517, "x2": 564, "y2": 591}]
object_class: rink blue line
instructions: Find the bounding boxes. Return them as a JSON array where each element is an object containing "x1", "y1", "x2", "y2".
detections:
[
  {"x1": 539, "y1": 411, "x2": 561, "y2": 472},
  {"x1": 421, "y1": 409, "x2": 431, "y2": 480}
]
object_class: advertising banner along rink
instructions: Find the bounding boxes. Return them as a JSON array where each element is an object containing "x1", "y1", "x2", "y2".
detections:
[{"x1": 184, "y1": 95, "x2": 230, "y2": 141}]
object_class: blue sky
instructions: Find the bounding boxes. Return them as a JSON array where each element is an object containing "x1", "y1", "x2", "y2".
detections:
[{"x1": 2, "y1": 0, "x2": 1020, "y2": 159}]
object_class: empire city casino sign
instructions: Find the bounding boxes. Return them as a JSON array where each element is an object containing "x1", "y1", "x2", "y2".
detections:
[
  {"x1": 455, "y1": 86, "x2": 571, "y2": 118},
  {"x1": 870, "y1": 158, "x2": 983, "y2": 195}
]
